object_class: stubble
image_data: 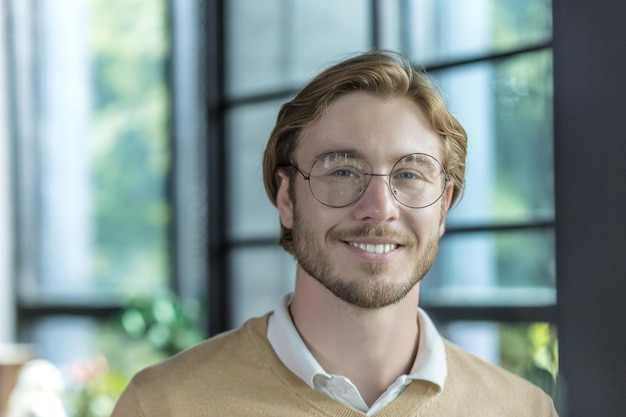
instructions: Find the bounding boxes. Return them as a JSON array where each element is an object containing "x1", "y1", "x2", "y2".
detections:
[{"x1": 291, "y1": 209, "x2": 441, "y2": 309}]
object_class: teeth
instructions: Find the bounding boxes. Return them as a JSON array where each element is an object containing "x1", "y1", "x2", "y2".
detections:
[{"x1": 350, "y1": 242, "x2": 397, "y2": 254}]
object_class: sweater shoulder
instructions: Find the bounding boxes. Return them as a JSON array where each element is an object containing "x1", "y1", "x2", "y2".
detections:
[
  {"x1": 438, "y1": 340, "x2": 558, "y2": 416},
  {"x1": 444, "y1": 339, "x2": 532, "y2": 387},
  {"x1": 114, "y1": 314, "x2": 276, "y2": 413},
  {"x1": 111, "y1": 312, "x2": 340, "y2": 416},
  {"x1": 445, "y1": 340, "x2": 540, "y2": 393},
  {"x1": 136, "y1": 313, "x2": 271, "y2": 381}
]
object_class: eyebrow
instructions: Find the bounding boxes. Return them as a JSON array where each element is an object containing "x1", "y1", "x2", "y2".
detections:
[
  {"x1": 314, "y1": 149, "x2": 438, "y2": 165},
  {"x1": 314, "y1": 148, "x2": 358, "y2": 159}
]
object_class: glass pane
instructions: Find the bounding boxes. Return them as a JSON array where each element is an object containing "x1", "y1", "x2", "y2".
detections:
[
  {"x1": 29, "y1": 0, "x2": 170, "y2": 299},
  {"x1": 433, "y1": 50, "x2": 554, "y2": 226},
  {"x1": 422, "y1": 229, "x2": 556, "y2": 305},
  {"x1": 435, "y1": 321, "x2": 560, "y2": 400},
  {"x1": 227, "y1": 0, "x2": 371, "y2": 98},
  {"x1": 380, "y1": 0, "x2": 552, "y2": 65},
  {"x1": 230, "y1": 247, "x2": 297, "y2": 327},
  {"x1": 227, "y1": 100, "x2": 285, "y2": 240}
]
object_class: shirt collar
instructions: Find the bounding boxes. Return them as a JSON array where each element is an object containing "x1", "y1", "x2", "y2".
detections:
[
  {"x1": 267, "y1": 292, "x2": 447, "y2": 391},
  {"x1": 267, "y1": 293, "x2": 328, "y2": 388}
]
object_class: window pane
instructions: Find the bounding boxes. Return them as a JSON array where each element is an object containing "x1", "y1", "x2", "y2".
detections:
[
  {"x1": 25, "y1": 0, "x2": 170, "y2": 299},
  {"x1": 227, "y1": 100, "x2": 285, "y2": 240},
  {"x1": 380, "y1": 0, "x2": 552, "y2": 64},
  {"x1": 230, "y1": 247, "x2": 297, "y2": 327},
  {"x1": 227, "y1": 0, "x2": 371, "y2": 98},
  {"x1": 422, "y1": 229, "x2": 556, "y2": 305},
  {"x1": 89, "y1": 0, "x2": 171, "y2": 297},
  {"x1": 433, "y1": 50, "x2": 554, "y2": 226}
]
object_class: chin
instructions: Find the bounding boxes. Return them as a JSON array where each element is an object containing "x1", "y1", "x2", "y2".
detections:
[{"x1": 321, "y1": 271, "x2": 419, "y2": 310}]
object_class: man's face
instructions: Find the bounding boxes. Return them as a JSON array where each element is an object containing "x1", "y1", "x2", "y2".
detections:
[{"x1": 276, "y1": 92, "x2": 453, "y2": 309}]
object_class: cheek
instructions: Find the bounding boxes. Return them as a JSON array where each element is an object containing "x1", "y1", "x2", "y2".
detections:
[
  {"x1": 281, "y1": 182, "x2": 324, "y2": 229},
  {"x1": 294, "y1": 196, "x2": 350, "y2": 243},
  {"x1": 296, "y1": 197, "x2": 335, "y2": 225},
  {"x1": 405, "y1": 208, "x2": 444, "y2": 239}
]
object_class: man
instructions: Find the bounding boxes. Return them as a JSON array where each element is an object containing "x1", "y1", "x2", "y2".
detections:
[{"x1": 111, "y1": 51, "x2": 559, "y2": 416}]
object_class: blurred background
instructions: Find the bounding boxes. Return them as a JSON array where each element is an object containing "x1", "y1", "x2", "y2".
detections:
[{"x1": 0, "y1": 0, "x2": 624, "y2": 416}]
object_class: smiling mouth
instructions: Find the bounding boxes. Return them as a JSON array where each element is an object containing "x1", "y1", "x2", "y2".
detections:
[{"x1": 348, "y1": 242, "x2": 399, "y2": 254}]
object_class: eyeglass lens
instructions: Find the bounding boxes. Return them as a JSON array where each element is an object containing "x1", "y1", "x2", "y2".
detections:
[{"x1": 307, "y1": 152, "x2": 446, "y2": 208}]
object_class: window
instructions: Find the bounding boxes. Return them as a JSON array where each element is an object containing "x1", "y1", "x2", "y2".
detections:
[{"x1": 6, "y1": 0, "x2": 175, "y2": 409}]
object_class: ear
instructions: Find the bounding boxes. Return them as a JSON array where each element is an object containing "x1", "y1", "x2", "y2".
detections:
[
  {"x1": 438, "y1": 178, "x2": 455, "y2": 238},
  {"x1": 276, "y1": 168, "x2": 294, "y2": 229}
]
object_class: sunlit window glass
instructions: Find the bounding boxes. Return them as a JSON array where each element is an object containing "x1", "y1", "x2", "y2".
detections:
[
  {"x1": 379, "y1": 0, "x2": 552, "y2": 64},
  {"x1": 227, "y1": 100, "x2": 284, "y2": 240},
  {"x1": 25, "y1": 0, "x2": 170, "y2": 299},
  {"x1": 436, "y1": 50, "x2": 554, "y2": 225},
  {"x1": 227, "y1": 0, "x2": 370, "y2": 97},
  {"x1": 424, "y1": 229, "x2": 556, "y2": 303}
]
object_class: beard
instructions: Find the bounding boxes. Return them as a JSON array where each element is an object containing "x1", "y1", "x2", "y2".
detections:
[{"x1": 291, "y1": 208, "x2": 441, "y2": 309}]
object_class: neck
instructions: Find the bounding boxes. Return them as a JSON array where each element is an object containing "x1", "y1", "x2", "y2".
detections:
[{"x1": 289, "y1": 270, "x2": 421, "y2": 406}]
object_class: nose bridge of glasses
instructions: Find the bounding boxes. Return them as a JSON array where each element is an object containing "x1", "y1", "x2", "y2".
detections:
[
  {"x1": 360, "y1": 171, "x2": 396, "y2": 200},
  {"x1": 363, "y1": 171, "x2": 392, "y2": 188}
]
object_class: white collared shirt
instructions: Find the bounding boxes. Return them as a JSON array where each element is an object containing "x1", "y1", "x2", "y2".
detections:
[{"x1": 267, "y1": 293, "x2": 447, "y2": 415}]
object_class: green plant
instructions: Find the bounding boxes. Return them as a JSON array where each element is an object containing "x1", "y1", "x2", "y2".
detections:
[{"x1": 69, "y1": 293, "x2": 203, "y2": 417}]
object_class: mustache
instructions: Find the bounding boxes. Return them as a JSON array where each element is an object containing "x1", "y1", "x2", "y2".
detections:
[{"x1": 327, "y1": 224, "x2": 416, "y2": 247}]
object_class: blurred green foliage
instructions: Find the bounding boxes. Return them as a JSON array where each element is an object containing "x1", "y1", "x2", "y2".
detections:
[
  {"x1": 70, "y1": 293, "x2": 203, "y2": 417},
  {"x1": 500, "y1": 322, "x2": 560, "y2": 399},
  {"x1": 89, "y1": 0, "x2": 171, "y2": 295}
]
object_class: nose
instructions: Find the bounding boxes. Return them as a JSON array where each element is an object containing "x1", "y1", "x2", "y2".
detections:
[{"x1": 352, "y1": 174, "x2": 400, "y2": 222}]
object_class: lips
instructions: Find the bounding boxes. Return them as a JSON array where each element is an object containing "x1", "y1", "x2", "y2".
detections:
[{"x1": 348, "y1": 242, "x2": 399, "y2": 254}]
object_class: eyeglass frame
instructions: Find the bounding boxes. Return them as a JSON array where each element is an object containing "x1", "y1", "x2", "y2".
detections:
[{"x1": 286, "y1": 152, "x2": 451, "y2": 209}]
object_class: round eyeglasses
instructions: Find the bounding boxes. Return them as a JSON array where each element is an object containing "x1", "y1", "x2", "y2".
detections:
[{"x1": 290, "y1": 152, "x2": 450, "y2": 209}]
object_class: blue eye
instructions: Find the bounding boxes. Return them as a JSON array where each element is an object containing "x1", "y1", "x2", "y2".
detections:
[
  {"x1": 335, "y1": 169, "x2": 355, "y2": 177},
  {"x1": 398, "y1": 171, "x2": 417, "y2": 180},
  {"x1": 326, "y1": 168, "x2": 363, "y2": 183},
  {"x1": 394, "y1": 169, "x2": 423, "y2": 181}
]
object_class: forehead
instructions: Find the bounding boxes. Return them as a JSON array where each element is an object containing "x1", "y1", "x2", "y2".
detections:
[{"x1": 295, "y1": 92, "x2": 443, "y2": 166}]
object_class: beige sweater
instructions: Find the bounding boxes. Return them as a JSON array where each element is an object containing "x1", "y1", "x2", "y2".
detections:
[{"x1": 111, "y1": 313, "x2": 558, "y2": 416}]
